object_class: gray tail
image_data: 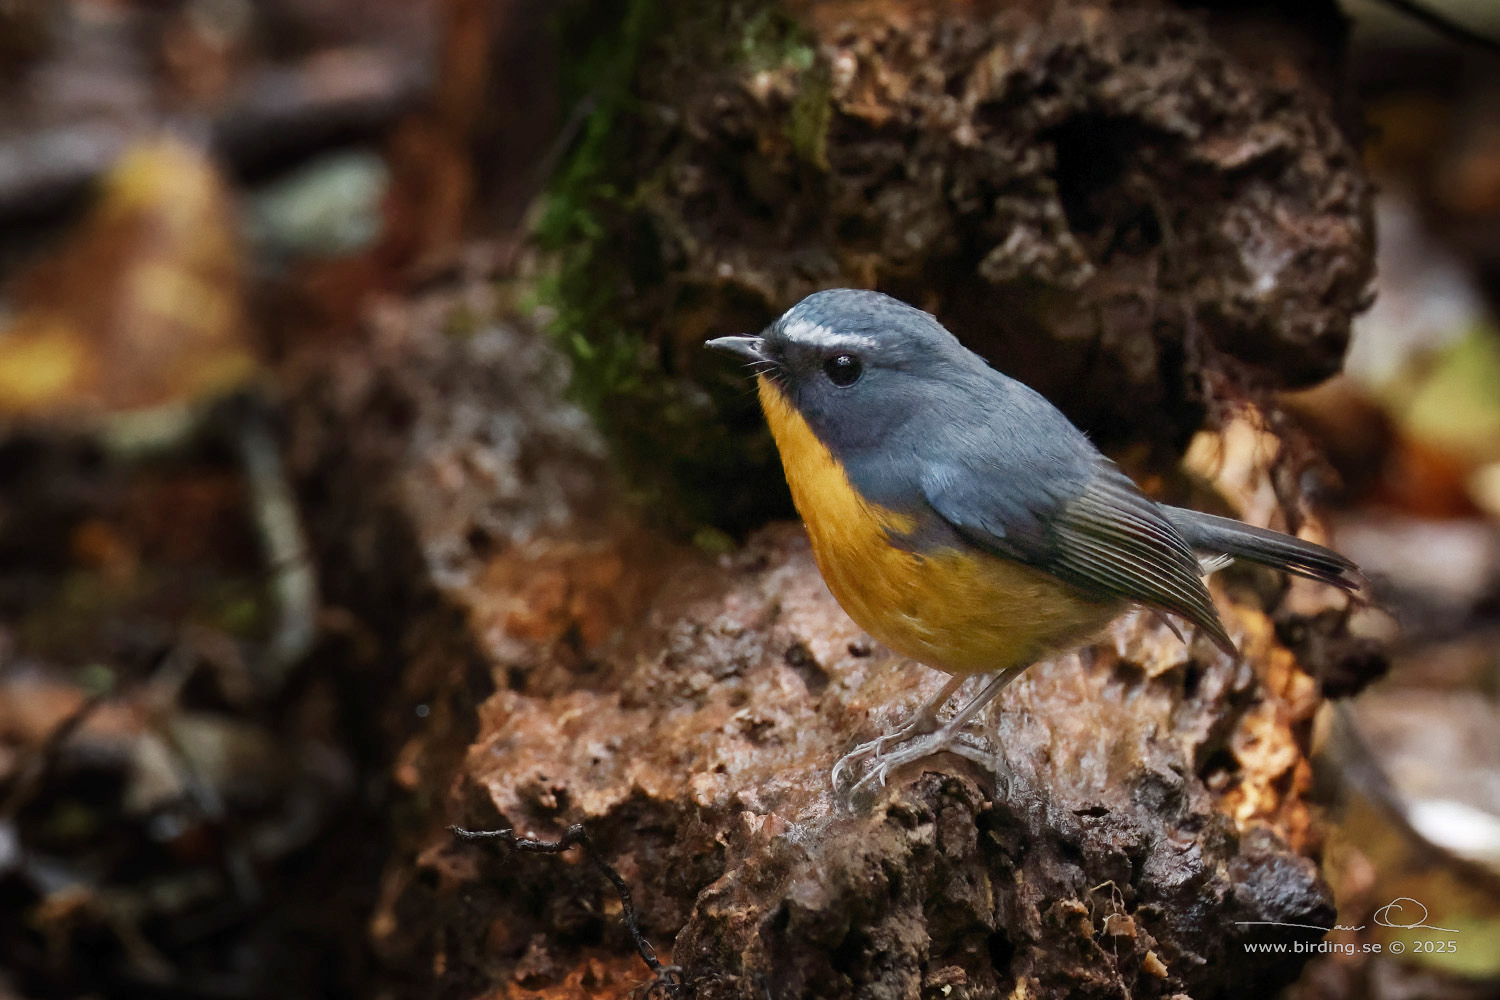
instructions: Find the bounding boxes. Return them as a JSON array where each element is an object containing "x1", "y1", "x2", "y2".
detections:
[{"x1": 1163, "y1": 507, "x2": 1365, "y2": 597}]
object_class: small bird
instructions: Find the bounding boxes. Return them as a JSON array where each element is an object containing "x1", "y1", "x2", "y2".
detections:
[{"x1": 707, "y1": 289, "x2": 1362, "y2": 802}]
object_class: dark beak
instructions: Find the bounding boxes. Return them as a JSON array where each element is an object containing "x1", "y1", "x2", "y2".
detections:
[{"x1": 705, "y1": 335, "x2": 766, "y2": 363}]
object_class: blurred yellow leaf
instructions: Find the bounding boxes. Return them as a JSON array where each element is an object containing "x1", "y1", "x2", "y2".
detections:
[
  {"x1": 1397, "y1": 326, "x2": 1500, "y2": 465},
  {"x1": 0, "y1": 317, "x2": 91, "y2": 412},
  {"x1": 0, "y1": 137, "x2": 256, "y2": 420}
]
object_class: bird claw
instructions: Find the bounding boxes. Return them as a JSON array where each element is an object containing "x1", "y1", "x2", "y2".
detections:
[
  {"x1": 832, "y1": 728, "x2": 995, "y2": 810},
  {"x1": 830, "y1": 719, "x2": 925, "y2": 795}
]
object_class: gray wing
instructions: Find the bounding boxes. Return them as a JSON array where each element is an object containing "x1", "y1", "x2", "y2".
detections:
[{"x1": 919, "y1": 448, "x2": 1237, "y2": 657}]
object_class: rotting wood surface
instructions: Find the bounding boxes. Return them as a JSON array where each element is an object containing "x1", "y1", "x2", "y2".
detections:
[
  {"x1": 282, "y1": 1, "x2": 1381, "y2": 996},
  {"x1": 288, "y1": 300, "x2": 1370, "y2": 1000}
]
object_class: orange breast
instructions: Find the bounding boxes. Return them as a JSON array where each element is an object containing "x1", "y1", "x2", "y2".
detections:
[{"x1": 757, "y1": 375, "x2": 1119, "y2": 674}]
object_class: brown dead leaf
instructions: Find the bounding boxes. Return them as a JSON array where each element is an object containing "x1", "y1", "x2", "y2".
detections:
[{"x1": 0, "y1": 137, "x2": 256, "y2": 421}]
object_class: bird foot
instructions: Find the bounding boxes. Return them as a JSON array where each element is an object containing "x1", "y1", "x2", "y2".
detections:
[
  {"x1": 829, "y1": 716, "x2": 930, "y2": 792},
  {"x1": 832, "y1": 727, "x2": 996, "y2": 810}
]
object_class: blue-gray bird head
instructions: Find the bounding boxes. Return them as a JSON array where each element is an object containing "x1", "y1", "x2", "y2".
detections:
[{"x1": 707, "y1": 289, "x2": 983, "y2": 451}]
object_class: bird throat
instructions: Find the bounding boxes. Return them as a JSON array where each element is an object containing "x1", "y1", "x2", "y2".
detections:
[{"x1": 756, "y1": 374, "x2": 916, "y2": 541}]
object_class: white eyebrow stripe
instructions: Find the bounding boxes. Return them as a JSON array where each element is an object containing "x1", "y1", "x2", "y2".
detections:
[{"x1": 781, "y1": 316, "x2": 878, "y2": 351}]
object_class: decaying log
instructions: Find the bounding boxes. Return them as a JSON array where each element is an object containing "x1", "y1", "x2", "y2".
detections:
[{"x1": 288, "y1": 295, "x2": 1364, "y2": 999}]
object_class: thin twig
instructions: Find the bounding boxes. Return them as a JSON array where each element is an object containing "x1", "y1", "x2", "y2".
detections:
[
  {"x1": 451, "y1": 823, "x2": 682, "y2": 992},
  {"x1": 233, "y1": 402, "x2": 319, "y2": 688},
  {"x1": 1370, "y1": 0, "x2": 1500, "y2": 57}
]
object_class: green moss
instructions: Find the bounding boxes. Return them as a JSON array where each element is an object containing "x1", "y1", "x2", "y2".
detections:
[
  {"x1": 738, "y1": 5, "x2": 816, "y2": 74},
  {"x1": 535, "y1": 0, "x2": 814, "y2": 536},
  {"x1": 692, "y1": 525, "x2": 738, "y2": 556},
  {"x1": 536, "y1": 0, "x2": 660, "y2": 251},
  {"x1": 787, "y1": 61, "x2": 832, "y2": 168},
  {"x1": 1398, "y1": 324, "x2": 1500, "y2": 463},
  {"x1": 738, "y1": 5, "x2": 826, "y2": 165}
]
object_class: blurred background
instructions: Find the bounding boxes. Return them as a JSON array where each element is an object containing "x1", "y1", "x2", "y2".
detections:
[{"x1": 0, "y1": 1, "x2": 1496, "y2": 998}]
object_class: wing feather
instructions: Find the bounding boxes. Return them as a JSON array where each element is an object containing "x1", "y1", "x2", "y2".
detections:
[{"x1": 922, "y1": 460, "x2": 1236, "y2": 655}]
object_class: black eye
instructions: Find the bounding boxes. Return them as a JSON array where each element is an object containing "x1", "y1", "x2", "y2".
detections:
[{"x1": 823, "y1": 354, "x2": 863, "y2": 387}]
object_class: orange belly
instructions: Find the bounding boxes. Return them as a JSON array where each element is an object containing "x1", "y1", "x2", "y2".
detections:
[{"x1": 758, "y1": 376, "x2": 1119, "y2": 674}]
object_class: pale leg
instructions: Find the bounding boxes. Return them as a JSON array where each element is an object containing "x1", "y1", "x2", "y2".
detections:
[
  {"x1": 835, "y1": 662, "x2": 1031, "y2": 807},
  {"x1": 830, "y1": 672, "x2": 969, "y2": 792}
]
